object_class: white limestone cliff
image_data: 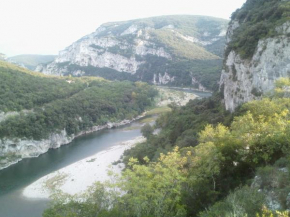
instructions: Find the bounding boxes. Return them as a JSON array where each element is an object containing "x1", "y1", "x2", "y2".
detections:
[
  {"x1": 152, "y1": 72, "x2": 175, "y2": 85},
  {"x1": 220, "y1": 21, "x2": 290, "y2": 112},
  {"x1": 37, "y1": 25, "x2": 172, "y2": 75},
  {"x1": 0, "y1": 115, "x2": 144, "y2": 170}
]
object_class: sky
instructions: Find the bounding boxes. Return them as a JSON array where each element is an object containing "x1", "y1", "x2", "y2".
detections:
[{"x1": 0, "y1": 0, "x2": 246, "y2": 57}]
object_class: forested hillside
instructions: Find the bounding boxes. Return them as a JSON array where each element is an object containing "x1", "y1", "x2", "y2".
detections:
[
  {"x1": 0, "y1": 60, "x2": 157, "y2": 169},
  {"x1": 44, "y1": 79, "x2": 290, "y2": 217},
  {"x1": 227, "y1": 0, "x2": 290, "y2": 59},
  {"x1": 220, "y1": 0, "x2": 290, "y2": 111},
  {"x1": 43, "y1": 0, "x2": 290, "y2": 216}
]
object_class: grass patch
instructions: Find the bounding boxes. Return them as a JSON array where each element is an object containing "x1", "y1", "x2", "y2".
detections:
[
  {"x1": 146, "y1": 106, "x2": 172, "y2": 116},
  {"x1": 140, "y1": 116, "x2": 157, "y2": 124}
]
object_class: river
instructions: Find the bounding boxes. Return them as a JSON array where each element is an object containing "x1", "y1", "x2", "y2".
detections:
[{"x1": 0, "y1": 89, "x2": 211, "y2": 217}]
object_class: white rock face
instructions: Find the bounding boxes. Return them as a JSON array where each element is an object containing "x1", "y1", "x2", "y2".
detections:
[
  {"x1": 135, "y1": 40, "x2": 171, "y2": 59},
  {"x1": 38, "y1": 25, "x2": 172, "y2": 75},
  {"x1": 191, "y1": 76, "x2": 207, "y2": 91},
  {"x1": 220, "y1": 22, "x2": 290, "y2": 112},
  {"x1": 121, "y1": 24, "x2": 138, "y2": 35},
  {"x1": 0, "y1": 130, "x2": 73, "y2": 170},
  {"x1": 152, "y1": 72, "x2": 175, "y2": 85},
  {"x1": 0, "y1": 115, "x2": 145, "y2": 170},
  {"x1": 173, "y1": 30, "x2": 222, "y2": 46},
  {"x1": 37, "y1": 17, "x2": 227, "y2": 79}
]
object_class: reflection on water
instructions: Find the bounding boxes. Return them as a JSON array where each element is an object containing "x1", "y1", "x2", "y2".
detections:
[
  {"x1": 0, "y1": 89, "x2": 207, "y2": 217},
  {"x1": 0, "y1": 122, "x2": 142, "y2": 217}
]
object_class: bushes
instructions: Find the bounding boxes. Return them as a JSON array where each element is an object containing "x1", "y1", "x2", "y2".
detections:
[
  {"x1": 227, "y1": 0, "x2": 290, "y2": 59},
  {"x1": 0, "y1": 63, "x2": 158, "y2": 140},
  {"x1": 200, "y1": 186, "x2": 266, "y2": 217},
  {"x1": 0, "y1": 61, "x2": 85, "y2": 112}
]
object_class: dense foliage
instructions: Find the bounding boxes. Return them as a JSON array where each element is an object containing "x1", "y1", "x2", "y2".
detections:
[
  {"x1": 44, "y1": 78, "x2": 290, "y2": 216},
  {"x1": 123, "y1": 93, "x2": 233, "y2": 164},
  {"x1": 0, "y1": 61, "x2": 157, "y2": 140},
  {"x1": 62, "y1": 57, "x2": 223, "y2": 93},
  {"x1": 0, "y1": 61, "x2": 85, "y2": 112},
  {"x1": 227, "y1": 0, "x2": 290, "y2": 59}
]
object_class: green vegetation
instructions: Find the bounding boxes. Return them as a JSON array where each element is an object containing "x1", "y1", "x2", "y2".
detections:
[
  {"x1": 57, "y1": 57, "x2": 222, "y2": 91},
  {"x1": 0, "y1": 61, "x2": 85, "y2": 112},
  {"x1": 145, "y1": 106, "x2": 171, "y2": 115},
  {"x1": 8, "y1": 54, "x2": 56, "y2": 70},
  {"x1": 136, "y1": 56, "x2": 223, "y2": 90},
  {"x1": 227, "y1": 0, "x2": 290, "y2": 59},
  {"x1": 150, "y1": 29, "x2": 219, "y2": 60},
  {"x1": 44, "y1": 78, "x2": 290, "y2": 216},
  {"x1": 65, "y1": 64, "x2": 139, "y2": 82},
  {"x1": 0, "y1": 61, "x2": 157, "y2": 140}
]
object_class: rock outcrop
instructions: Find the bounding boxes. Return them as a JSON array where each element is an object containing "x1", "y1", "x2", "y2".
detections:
[
  {"x1": 220, "y1": 0, "x2": 290, "y2": 111},
  {"x1": 220, "y1": 22, "x2": 290, "y2": 111},
  {"x1": 37, "y1": 15, "x2": 228, "y2": 89},
  {"x1": 0, "y1": 116, "x2": 143, "y2": 170}
]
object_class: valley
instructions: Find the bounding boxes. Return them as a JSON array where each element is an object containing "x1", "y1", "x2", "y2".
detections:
[
  {"x1": 0, "y1": 87, "x2": 202, "y2": 217},
  {"x1": 1, "y1": 0, "x2": 290, "y2": 216}
]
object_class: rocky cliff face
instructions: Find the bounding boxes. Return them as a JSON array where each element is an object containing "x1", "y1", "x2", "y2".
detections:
[
  {"x1": 221, "y1": 21, "x2": 290, "y2": 111},
  {"x1": 0, "y1": 117, "x2": 142, "y2": 170},
  {"x1": 38, "y1": 35, "x2": 171, "y2": 75},
  {"x1": 37, "y1": 15, "x2": 228, "y2": 90},
  {"x1": 220, "y1": 0, "x2": 290, "y2": 111}
]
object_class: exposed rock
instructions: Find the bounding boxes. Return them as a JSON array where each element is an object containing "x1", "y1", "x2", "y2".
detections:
[
  {"x1": 0, "y1": 114, "x2": 145, "y2": 170},
  {"x1": 220, "y1": 22, "x2": 290, "y2": 111},
  {"x1": 191, "y1": 76, "x2": 207, "y2": 91},
  {"x1": 251, "y1": 168, "x2": 290, "y2": 211},
  {"x1": 266, "y1": 192, "x2": 283, "y2": 211},
  {"x1": 36, "y1": 16, "x2": 228, "y2": 88},
  {"x1": 37, "y1": 26, "x2": 171, "y2": 75},
  {"x1": 121, "y1": 24, "x2": 138, "y2": 35},
  {"x1": 251, "y1": 175, "x2": 262, "y2": 189},
  {"x1": 152, "y1": 72, "x2": 175, "y2": 85}
]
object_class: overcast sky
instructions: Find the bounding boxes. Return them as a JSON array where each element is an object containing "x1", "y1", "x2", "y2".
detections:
[{"x1": 0, "y1": 0, "x2": 246, "y2": 57}]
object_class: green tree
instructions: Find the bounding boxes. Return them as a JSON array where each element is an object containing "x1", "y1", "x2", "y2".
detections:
[{"x1": 141, "y1": 123, "x2": 154, "y2": 139}]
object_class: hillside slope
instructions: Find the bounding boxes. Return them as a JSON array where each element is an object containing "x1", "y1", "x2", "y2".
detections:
[
  {"x1": 0, "y1": 61, "x2": 157, "y2": 170},
  {"x1": 220, "y1": 0, "x2": 290, "y2": 111},
  {"x1": 8, "y1": 54, "x2": 56, "y2": 70},
  {"x1": 37, "y1": 15, "x2": 228, "y2": 90}
]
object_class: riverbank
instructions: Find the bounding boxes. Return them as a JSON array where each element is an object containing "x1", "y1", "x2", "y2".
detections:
[
  {"x1": 0, "y1": 113, "x2": 146, "y2": 171},
  {"x1": 1, "y1": 87, "x2": 197, "y2": 171},
  {"x1": 158, "y1": 86, "x2": 213, "y2": 94},
  {"x1": 23, "y1": 136, "x2": 146, "y2": 199},
  {"x1": 155, "y1": 86, "x2": 197, "y2": 107},
  {"x1": 22, "y1": 88, "x2": 198, "y2": 199}
]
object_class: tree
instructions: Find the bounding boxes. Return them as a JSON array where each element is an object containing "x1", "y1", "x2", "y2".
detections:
[
  {"x1": 141, "y1": 123, "x2": 154, "y2": 139},
  {"x1": 119, "y1": 147, "x2": 187, "y2": 217}
]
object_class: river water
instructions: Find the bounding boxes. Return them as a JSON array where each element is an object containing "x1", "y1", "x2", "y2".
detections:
[{"x1": 0, "y1": 90, "x2": 211, "y2": 217}]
